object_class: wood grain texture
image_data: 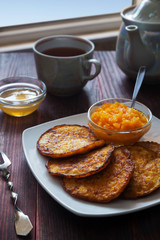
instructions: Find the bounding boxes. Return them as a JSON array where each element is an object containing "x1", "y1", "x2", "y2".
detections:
[{"x1": 0, "y1": 51, "x2": 160, "y2": 240}]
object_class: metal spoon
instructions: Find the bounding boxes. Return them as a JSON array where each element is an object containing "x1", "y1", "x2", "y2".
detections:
[
  {"x1": 0, "y1": 151, "x2": 33, "y2": 236},
  {"x1": 131, "y1": 66, "x2": 146, "y2": 108}
]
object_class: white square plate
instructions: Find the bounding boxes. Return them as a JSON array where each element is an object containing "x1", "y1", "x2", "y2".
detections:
[{"x1": 22, "y1": 113, "x2": 160, "y2": 217}]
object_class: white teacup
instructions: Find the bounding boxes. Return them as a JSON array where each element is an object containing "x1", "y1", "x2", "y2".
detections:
[{"x1": 33, "y1": 35, "x2": 101, "y2": 96}]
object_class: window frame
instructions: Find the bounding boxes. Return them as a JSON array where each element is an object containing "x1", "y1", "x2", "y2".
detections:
[{"x1": 0, "y1": 0, "x2": 137, "y2": 51}]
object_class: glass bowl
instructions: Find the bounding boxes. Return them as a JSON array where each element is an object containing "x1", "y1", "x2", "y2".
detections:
[
  {"x1": 88, "y1": 98, "x2": 152, "y2": 145},
  {"x1": 0, "y1": 76, "x2": 47, "y2": 117}
]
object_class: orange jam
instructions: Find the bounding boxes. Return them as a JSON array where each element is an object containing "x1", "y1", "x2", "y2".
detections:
[
  {"x1": 91, "y1": 102, "x2": 148, "y2": 131},
  {"x1": 89, "y1": 102, "x2": 151, "y2": 145}
]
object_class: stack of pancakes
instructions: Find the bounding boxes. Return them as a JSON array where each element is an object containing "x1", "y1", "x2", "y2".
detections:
[{"x1": 37, "y1": 124, "x2": 160, "y2": 203}]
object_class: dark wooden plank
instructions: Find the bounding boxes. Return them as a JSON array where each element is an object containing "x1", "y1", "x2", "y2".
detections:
[
  {"x1": 0, "y1": 52, "x2": 37, "y2": 240},
  {"x1": 35, "y1": 51, "x2": 160, "y2": 240},
  {"x1": 0, "y1": 51, "x2": 160, "y2": 240}
]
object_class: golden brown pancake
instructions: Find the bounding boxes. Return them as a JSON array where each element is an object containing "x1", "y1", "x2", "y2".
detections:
[
  {"x1": 37, "y1": 124, "x2": 105, "y2": 158},
  {"x1": 122, "y1": 144, "x2": 160, "y2": 199},
  {"x1": 46, "y1": 144, "x2": 114, "y2": 178},
  {"x1": 135, "y1": 141, "x2": 160, "y2": 155},
  {"x1": 62, "y1": 147, "x2": 134, "y2": 203}
]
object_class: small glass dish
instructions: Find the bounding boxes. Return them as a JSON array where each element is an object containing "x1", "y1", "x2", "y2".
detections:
[
  {"x1": 88, "y1": 98, "x2": 152, "y2": 145},
  {"x1": 0, "y1": 76, "x2": 47, "y2": 117}
]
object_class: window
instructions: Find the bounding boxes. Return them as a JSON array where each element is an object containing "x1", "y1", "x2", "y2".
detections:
[
  {"x1": 0, "y1": 0, "x2": 137, "y2": 51},
  {"x1": 1, "y1": 0, "x2": 132, "y2": 27}
]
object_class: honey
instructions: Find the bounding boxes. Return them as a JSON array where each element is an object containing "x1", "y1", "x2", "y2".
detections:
[{"x1": 0, "y1": 87, "x2": 44, "y2": 117}]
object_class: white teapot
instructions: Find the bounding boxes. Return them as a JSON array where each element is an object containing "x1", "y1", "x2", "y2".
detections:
[{"x1": 116, "y1": 0, "x2": 160, "y2": 83}]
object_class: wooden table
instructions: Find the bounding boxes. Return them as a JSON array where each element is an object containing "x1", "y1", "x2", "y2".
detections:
[{"x1": 0, "y1": 50, "x2": 160, "y2": 240}]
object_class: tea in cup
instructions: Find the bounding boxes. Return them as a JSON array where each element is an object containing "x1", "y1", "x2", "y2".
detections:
[{"x1": 33, "y1": 35, "x2": 101, "y2": 96}]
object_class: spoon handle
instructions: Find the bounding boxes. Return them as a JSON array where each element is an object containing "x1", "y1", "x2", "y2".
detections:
[
  {"x1": 131, "y1": 66, "x2": 146, "y2": 108},
  {"x1": 0, "y1": 152, "x2": 33, "y2": 236}
]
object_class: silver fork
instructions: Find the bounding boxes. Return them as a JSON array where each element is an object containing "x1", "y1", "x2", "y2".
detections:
[{"x1": 0, "y1": 151, "x2": 33, "y2": 236}]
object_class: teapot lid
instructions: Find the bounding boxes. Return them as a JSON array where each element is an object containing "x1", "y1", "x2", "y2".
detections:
[{"x1": 122, "y1": 0, "x2": 160, "y2": 30}]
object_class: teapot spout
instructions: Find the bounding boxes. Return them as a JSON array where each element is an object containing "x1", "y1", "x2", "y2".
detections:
[{"x1": 125, "y1": 25, "x2": 154, "y2": 71}]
